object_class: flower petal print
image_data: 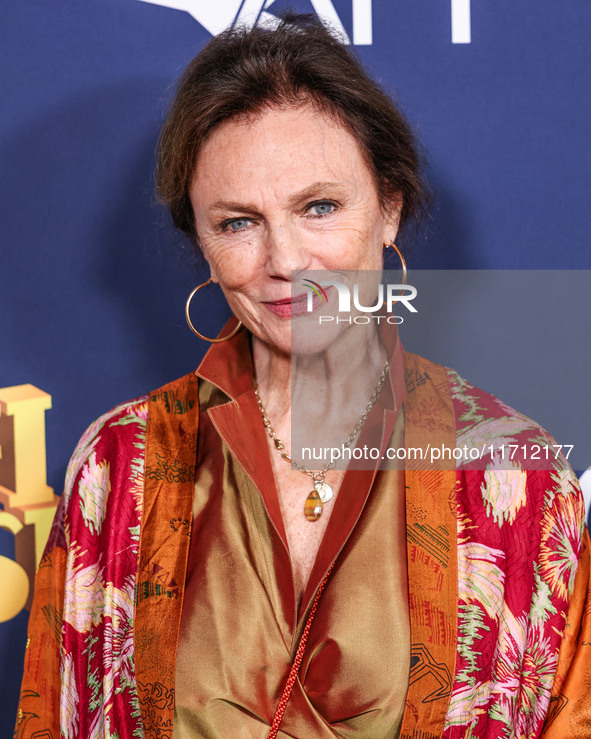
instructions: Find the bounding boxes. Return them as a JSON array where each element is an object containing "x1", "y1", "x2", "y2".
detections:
[
  {"x1": 480, "y1": 455, "x2": 528, "y2": 527},
  {"x1": 539, "y1": 492, "x2": 583, "y2": 601},
  {"x1": 490, "y1": 615, "x2": 556, "y2": 736},
  {"x1": 457, "y1": 416, "x2": 539, "y2": 462},
  {"x1": 529, "y1": 563, "x2": 558, "y2": 626},
  {"x1": 63, "y1": 562, "x2": 105, "y2": 633},
  {"x1": 60, "y1": 652, "x2": 80, "y2": 739},
  {"x1": 78, "y1": 453, "x2": 111, "y2": 535},
  {"x1": 458, "y1": 541, "x2": 506, "y2": 618},
  {"x1": 101, "y1": 576, "x2": 136, "y2": 719},
  {"x1": 444, "y1": 681, "x2": 491, "y2": 729},
  {"x1": 454, "y1": 542, "x2": 505, "y2": 690}
]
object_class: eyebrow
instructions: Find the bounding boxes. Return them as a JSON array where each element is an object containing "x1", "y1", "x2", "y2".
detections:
[{"x1": 208, "y1": 181, "x2": 348, "y2": 215}]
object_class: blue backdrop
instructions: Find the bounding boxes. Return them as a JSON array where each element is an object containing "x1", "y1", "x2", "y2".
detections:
[{"x1": 2, "y1": 0, "x2": 590, "y2": 733}]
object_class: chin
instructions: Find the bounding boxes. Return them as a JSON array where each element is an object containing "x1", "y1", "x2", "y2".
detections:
[
  {"x1": 289, "y1": 316, "x2": 350, "y2": 357},
  {"x1": 253, "y1": 319, "x2": 343, "y2": 358}
]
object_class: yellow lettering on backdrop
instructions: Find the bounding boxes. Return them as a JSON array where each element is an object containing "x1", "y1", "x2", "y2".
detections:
[
  {"x1": 0, "y1": 385, "x2": 58, "y2": 620},
  {"x1": 0, "y1": 512, "x2": 29, "y2": 621}
]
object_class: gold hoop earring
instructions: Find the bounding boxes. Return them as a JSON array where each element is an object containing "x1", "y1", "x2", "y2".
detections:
[
  {"x1": 185, "y1": 278, "x2": 243, "y2": 343},
  {"x1": 384, "y1": 242, "x2": 407, "y2": 285}
]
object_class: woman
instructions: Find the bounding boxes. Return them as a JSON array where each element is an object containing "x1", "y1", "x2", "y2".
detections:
[{"x1": 15, "y1": 13, "x2": 591, "y2": 739}]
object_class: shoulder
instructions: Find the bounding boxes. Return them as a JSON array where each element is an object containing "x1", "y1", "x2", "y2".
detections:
[
  {"x1": 406, "y1": 348, "x2": 549, "y2": 430},
  {"x1": 442, "y1": 360, "x2": 581, "y2": 509},
  {"x1": 43, "y1": 395, "x2": 150, "y2": 556},
  {"x1": 402, "y1": 350, "x2": 566, "y2": 470},
  {"x1": 65, "y1": 370, "x2": 199, "y2": 475},
  {"x1": 55, "y1": 396, "x2": 149, "y2": 549},
  {"x1": 446, "y1": 365, "x2": 558, "y2": 454},
  {"x1": 406, "y1": 350, "x2": 584, "y2": 534},
  {"x1": 409, "y1": 351, "x2": 574, "y2": 474},
  {"x1": 448, "y1": 366, "x2": 581, "y2": 522},
  {"x1": 63, "y1": 396, "x2": 149, "y2": 504},
  {"x1": 62, "y1": 370, "x2": 200, "y2": 509}
]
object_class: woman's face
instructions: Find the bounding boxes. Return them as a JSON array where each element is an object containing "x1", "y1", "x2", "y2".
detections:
[{"x1": 189, "y1": 104, "x2": 401, "y2": 355}]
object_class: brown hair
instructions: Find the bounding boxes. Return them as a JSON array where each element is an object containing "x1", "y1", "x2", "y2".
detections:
[{"x1": 156, "y1": 12, "x2": 428, "y2": 250}]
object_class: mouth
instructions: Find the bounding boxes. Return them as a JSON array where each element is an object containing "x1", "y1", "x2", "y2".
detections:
[{"x1": 262, "y1": 287, "x2": 330, "y2": 318}]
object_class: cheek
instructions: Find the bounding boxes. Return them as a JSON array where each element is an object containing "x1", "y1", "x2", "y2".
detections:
[
  {"x1": 325, "y1": 226, "x2": 384, "y2": 271},
  {"x1": 205, "y1": 238, "x2": 264, "y2": 288}
]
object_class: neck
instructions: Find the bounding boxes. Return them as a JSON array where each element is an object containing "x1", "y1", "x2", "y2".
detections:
[{"x1": 252, "y1": 323, "x2": 396, "y2": 455}]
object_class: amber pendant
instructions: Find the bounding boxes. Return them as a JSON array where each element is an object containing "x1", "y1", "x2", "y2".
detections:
[{"x1": 304, "y1": 489, "x2": 323, "y2": 522}]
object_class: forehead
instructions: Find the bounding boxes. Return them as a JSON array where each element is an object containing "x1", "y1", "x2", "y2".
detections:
[{"x1": 190, "y1": 104, "x2": 375, "y2": 198}]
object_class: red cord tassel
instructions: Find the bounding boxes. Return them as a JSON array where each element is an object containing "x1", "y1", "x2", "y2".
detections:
[{"x1": 267, "y1": 563, "x2": 335, "y2": 739}]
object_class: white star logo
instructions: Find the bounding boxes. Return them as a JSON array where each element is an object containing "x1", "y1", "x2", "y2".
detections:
[{"x1": 136, "y1": 0, "x2": 373, "y2": 45}]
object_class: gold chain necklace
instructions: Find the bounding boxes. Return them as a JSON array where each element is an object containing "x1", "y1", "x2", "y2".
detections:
[{"x1": 254, "y1": 360, "x2": 390, "y2": 522}]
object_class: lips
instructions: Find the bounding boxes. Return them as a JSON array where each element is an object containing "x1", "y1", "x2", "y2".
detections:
[{"x1": 263, "y1": 290, "x2": 325, "y2": 318}]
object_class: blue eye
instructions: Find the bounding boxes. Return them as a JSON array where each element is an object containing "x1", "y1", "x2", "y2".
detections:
[
  {"x1": 222, "y1": 217, "x2": 251, "y2": 232},
  {"x1": 308, "y1": 201, "x2": 336, "y2": 217}
]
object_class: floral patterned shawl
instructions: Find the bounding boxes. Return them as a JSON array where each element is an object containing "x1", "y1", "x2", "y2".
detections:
[{"x1": 15, "y1": 348, "x2": 591, "y2": 739}]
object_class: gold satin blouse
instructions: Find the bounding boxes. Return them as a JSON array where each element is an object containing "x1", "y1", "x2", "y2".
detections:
[{"x1": 173, "y1": 334, "x2": 410, "y2": 738}]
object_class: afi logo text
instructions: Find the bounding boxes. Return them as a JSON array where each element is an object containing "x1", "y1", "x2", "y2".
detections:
[{"x1": 138, "y1": 0, "x2": 473, "y2": 45}]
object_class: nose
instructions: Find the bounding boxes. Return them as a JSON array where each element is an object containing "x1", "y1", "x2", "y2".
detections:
[{"x1": 265, "y1": 224, "x2": 313, "y2": 279}]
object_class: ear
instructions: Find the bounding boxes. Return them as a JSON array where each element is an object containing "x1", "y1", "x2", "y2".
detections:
[
  {"x1": 381, "y1": 193, "x2": 403, "y2": 245},
  {"x1": 208, "y1": 263, "x2": 219, "y2": 284}
]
